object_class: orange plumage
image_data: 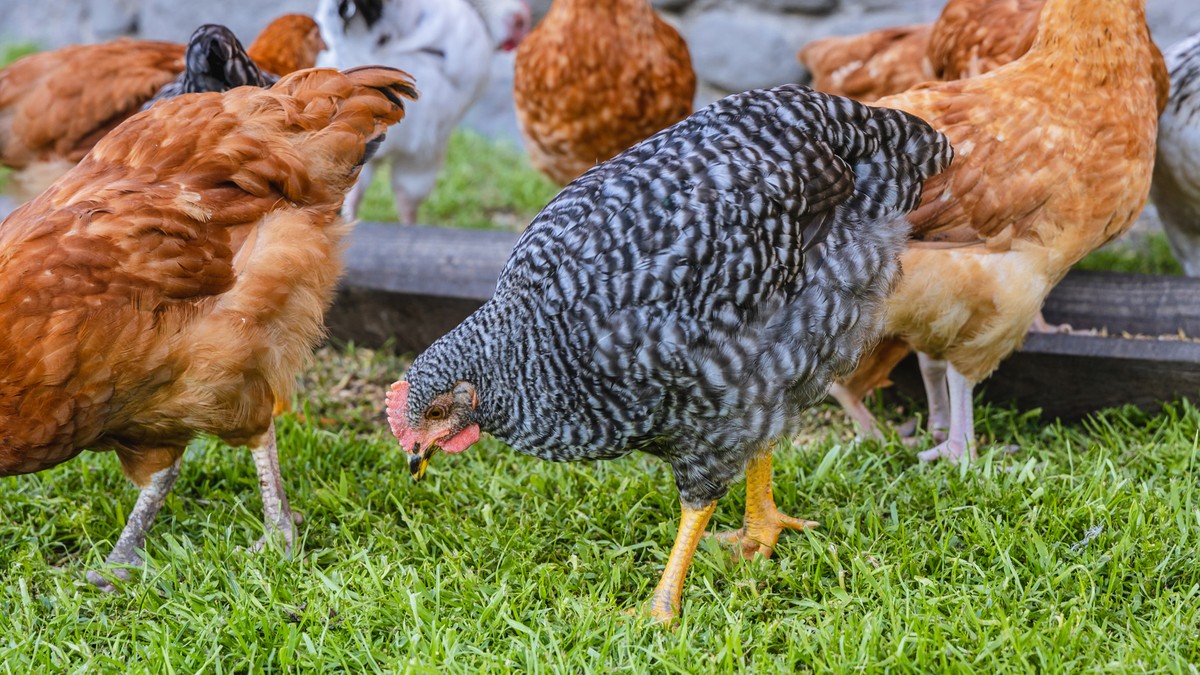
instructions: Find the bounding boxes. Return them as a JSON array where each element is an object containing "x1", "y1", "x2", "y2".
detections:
[
  {"x1": 247, "y1": 14, "x2": 328, "y2": 78},
  {"x1": 798, "y1": 24, "x2": 935, "y2": 102},
  {"x1": 833, "y1": 0, "x2": 1162, "y2": 460},
  {"x1": 0, "y1": 14, "x2": 326, "y2": 202},
  {"x1": 514, "y1": 0, "x2": 695, "y2": 185},
  {"x1": 0, "y1": 65, "x2": 416, "y2": 587},
  {"x1": 800, "y1": 0, "x2": 1168, "y2": 112},
  {"x1": 0, "y1": 39, "x2": 185, "y2": 201}
]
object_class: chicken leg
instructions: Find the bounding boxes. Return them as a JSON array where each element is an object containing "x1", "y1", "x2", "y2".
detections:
[
  {"x1": 647, "y1": 501, "x2": 716, "y2": 623},
  {"x1": 712, "y1": 447, "x2": 819, "y2": 559},
  {"x1": 829, "y1": 382, "x2": 885, "y2": 440},
  {"x1": 916, "y1": 362, "x2": 977, "y2": 463},
  {"x1": 908, "y1": 352, "x2": 951, "y2": 444},
  {"x1": 86, "y1": 452, "x2": 183, "y2": 592},
  {"x1": 250, "y1": 420, "x2": 297, "y2": 554}
]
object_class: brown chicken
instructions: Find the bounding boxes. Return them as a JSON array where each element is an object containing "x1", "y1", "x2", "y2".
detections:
[
  {"x1": 0, "y1": 15, "x2": 326, "y2": 202},
  {"x1": 831, "y1": 0, "x2": 1162, "y2": 461},
  {"x1": 0, "y1": 66, "x2": 416, "y2": 590},
  {"x1": 928, "y1": 0, "x2": 1043, "y2": 80},
  {"x1": 247, "y1": 14, "x2": 327, "y2": 78},
  {"x1": 0, "y1": 39, "x2": 184, "y2": 201},
  {"x1": 514, "y1": 0, "x2": 695, "y2": 185},
  {"x1": 798, "y1": 24, "x2": 934, "y2": 102}
]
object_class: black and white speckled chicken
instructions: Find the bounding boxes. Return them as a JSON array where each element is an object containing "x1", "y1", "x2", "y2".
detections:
[
  {"x1": 142, "y1": 24, "x2": 275, "y2": 111},
  {"x1": 1153, "y1": 31, "x2": 1200, "y2": 275},
  {"x1": 386, "y1": 85, "x2": 952, "y2": 622}
]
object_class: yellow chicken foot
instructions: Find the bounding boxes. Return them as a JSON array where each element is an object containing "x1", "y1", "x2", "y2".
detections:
[
  {"x1": 647, "y1": 501, "x2": 717, "y2": 623},
  {"x1": 712, "y1": 448, "x2": 818, "y2": 560}
]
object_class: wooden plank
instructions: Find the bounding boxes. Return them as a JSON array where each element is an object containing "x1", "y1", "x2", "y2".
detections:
[
  {"x1": 325, "y1": 222, "x2": 1200, "y2": 419},
  {"x1": 888, "y1": 334, "x2": 1200, "y2": 421},
  {"x1": 326, "y1": 223, "x2": 516, "y2": 353},
  {"x1": 1041, "y1": 270, "x2": 1200, "y2": 336}
]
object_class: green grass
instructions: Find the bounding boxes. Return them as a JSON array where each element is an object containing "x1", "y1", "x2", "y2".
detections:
[
  {"x1": 0, "y1": 43, "x2": 39, "y2": 197},
  {"x1": 2, "y1": 343, "x2": 1199, "y2": 672},
  {"x1": 1078, "y1": 232, "x2": 1183, "y2": 276},
  {"x1": 0, "y1": 42, "x2": 38, "y2": 66},
  {"x1": 2, "y1": 38, "x2": 1198, "y2": 669},
  {"x1": 358, "y1": 130, "x2": 561, "y2": 230}
]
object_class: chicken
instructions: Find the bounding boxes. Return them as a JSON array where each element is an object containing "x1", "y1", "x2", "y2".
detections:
[
  {"x1": 926, "y1": 0, "x2": 1043, "y2": 80},
  {"x1": 385, "y1": 85, "x2": 952, "y2": 622},
  {"x1": 141, "y1": 24, "x2": 274, "y2": 111},
  {"x1": 0, "y1": 66, "x2": 417, "y2": 591},
  {"x1": 831, "y1": 0, "x2": 1161, "y2": 461},
  {"x1": 0, "y1": 15, "x2": 329, "y2": 203},
  {"x1": 798, "y1": 24, "x2": 934, "y2": 102},
  {"x1": 1152, "y1": 32, "x2": 1200, "y2": 275},
  {"x1": 317, "y1": 0, "x2": 531, "y2": 223},
  {"x1": 0, "y1": 39, "x2": 184, "y2": 201},
  {"x1": 513, "y1": 0, "x2": 695, "y2": 185},
  {"x1": 247, "y1": 14, "x2": 327, "y2": 77}
]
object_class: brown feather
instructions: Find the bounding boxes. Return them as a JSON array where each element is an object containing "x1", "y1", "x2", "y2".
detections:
[
  {"x1": 0, "y1": 66, "x2": 416, "y2": 477},
  {"x1": 514, "y1": 0, "x2": 696, "y2": 186}
]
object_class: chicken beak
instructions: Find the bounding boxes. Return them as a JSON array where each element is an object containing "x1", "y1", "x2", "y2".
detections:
[{"x1": 407, "y1": 443, "x2": 437, "y2": 481}]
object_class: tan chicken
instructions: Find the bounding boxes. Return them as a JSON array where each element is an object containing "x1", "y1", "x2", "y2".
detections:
[
  {"x1": 798, "y1": 24, "x2": 934, "y2": 102},
  {"x1": 831, "y1": 0, "x2": 1162, "y2": 461},
  {"x1": 514, "y1": 0, "x2": 695, "y2": 185},
  {"x1": 0, "y1": 66, "x2": 416, "y2": 590},
  {"x1": 247, "y1": 14, "x2": 327, "y2": 78},
  {"x1": 0, "y1": 15, "x2": 326, "y2": 202}
]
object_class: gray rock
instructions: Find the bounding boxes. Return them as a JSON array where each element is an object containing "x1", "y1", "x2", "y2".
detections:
[
  {"x1": 652, "y1": 0, "x2": 695, "y2": 11},
  {"x1": 462, "y1": 52, "x2": 524, "y2": 144},
  {"x1": 745, "y1": 0, "x2": 838, "y2": 15},
  {"x1": 684, "y1": 8, "x2": 809, "y2": 91},
  {"x1": 137, "y1": 0, "x2": 317, "y2": 44}
]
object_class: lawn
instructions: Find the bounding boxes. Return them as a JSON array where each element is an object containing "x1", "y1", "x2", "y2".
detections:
[
  {"x1": 3, "y1": 345, "x2": 1199, "y2": 672},
  {"x1": 3, "y1": 42, "x2": 1199, "y2": 675}
]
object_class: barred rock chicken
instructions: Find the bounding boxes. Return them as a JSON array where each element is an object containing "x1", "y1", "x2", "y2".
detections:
[
  {"x1": 247, "y1": 14, "x2": 327, "y2": 78},
  {"x1": 317, "y1": 0, "x2": 531, "y2": 223},
  {"x1": 141, "y1": 24, "x2": 275, "y2": 111},
  {"x1": 514, "y1": 0, "x2": 696, "y2": 185},
  {"x1": 0, "y1": 66, "x2": 416, "y2": 591},
  {"x1": 386, "y1": 85, "x2": 952, "y2": 622},
  {"x1": 798, "y1": 24, "x2": 934, "y2": 102},
  {"x1": 0, "y1": 15, "x2": 326, "y2": 203},
  {"x1": 1152, "y1": 32, "x2": 1200, "y2": 275},
  {"x1": 831, "y1": 0, "x2": 1162, "y2": 461}
]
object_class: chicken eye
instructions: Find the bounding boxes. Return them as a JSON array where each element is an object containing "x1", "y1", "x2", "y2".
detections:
[{"x1": 426, "y1": 407, "x2": 447, "y2": 420}]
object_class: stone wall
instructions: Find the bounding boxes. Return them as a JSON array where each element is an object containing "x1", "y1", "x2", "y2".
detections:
[{"x1": 1, "y1": 0, "x2": 1198, "y2": 144}]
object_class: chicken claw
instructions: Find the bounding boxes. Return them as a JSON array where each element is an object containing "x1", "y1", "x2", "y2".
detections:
[{"x1": 711, "y1": 448, "x2": 818, "y2": 560}]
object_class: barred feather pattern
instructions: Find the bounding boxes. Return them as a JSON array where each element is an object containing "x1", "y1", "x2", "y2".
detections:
[
  {"x1": 403, "y1": 85, "x2": 952, "y2": 506},
  {"x1": 1153, "y1": 32, "x2": 1200, "y2": 275},
  {"x1": 142, "y1": 24, "x2": 275, "y2": 111}
]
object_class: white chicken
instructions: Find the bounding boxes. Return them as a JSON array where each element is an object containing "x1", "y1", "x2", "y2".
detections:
[
  {"x1": 316, "y1": 0, "x2": 531, "y2": 224},
  {"x1": 1152, "y1": 31, "x2": 1200, "y2": 275}
]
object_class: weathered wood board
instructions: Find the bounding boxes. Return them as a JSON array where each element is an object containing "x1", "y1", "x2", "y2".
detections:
[{"x1": 325, "y1": 224, "x2": 1200, "y2": 421}]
